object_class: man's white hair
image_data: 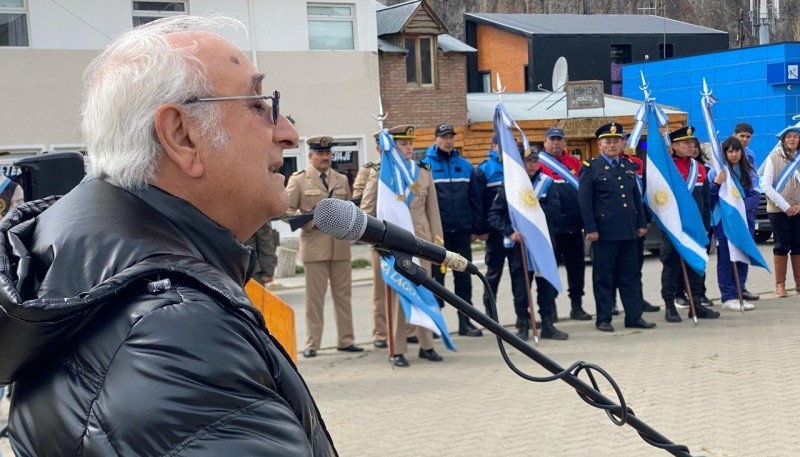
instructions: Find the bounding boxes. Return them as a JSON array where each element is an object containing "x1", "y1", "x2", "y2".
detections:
[{"x1": 81, "y1": 15, "x2": 244, "y2": 189}]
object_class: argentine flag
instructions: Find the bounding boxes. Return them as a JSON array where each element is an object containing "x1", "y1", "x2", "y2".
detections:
[
  {"x1": 376, "y1": 130, "x2": 455, "y2": 351},
  {"x1": 643, "y1": 108, "x2": 709, "y2": 275},
  {"x1": 493, "y1": 104, "x2": 563, "y2": 292},
  {"x1": 701, "y1": 86, "x2": 769, "y2": 270}
]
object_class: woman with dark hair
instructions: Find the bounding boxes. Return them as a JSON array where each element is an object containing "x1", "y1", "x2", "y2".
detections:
[
  {"x1": 762, "y1": 124, "x2": 800, "y2": 297},
  {"x1": 709, "y1": 136, "x2": 760, "y2": 310}
]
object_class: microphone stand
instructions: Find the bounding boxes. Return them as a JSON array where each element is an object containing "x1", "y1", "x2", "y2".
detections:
[{"x1": 390, "y1": 250, "x2": 700, "y2": 457}]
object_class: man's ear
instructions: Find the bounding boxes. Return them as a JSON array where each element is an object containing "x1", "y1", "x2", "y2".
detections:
[{"x1": 154, "y1": 104, "x2": 204, "y2": 178}]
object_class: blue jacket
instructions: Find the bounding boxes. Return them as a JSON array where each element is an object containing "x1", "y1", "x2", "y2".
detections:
[
  {"x1": 423, "y1": 144, "x2": 484, "y2": 233},
  {"x1": 476, "y1": 150, "x2": 504, "y2": 228}
]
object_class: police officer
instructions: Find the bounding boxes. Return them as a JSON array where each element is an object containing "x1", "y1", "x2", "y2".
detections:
[
  {"x1": 578, "y1": 122, "x2": 655, "y2": 332},
  {"x1": 476, "y1": 135, "x2": 526, "y2": 329},
  {"x1": 423, "y1": 123, "x2": 485, "y2": 336},
  {"x1": 660, "y1": 126, "x2": 720, "y2": 322},
  {"x1": 361, "y1": 125, "x2": 445, "y2": 366},
  {"x1": 285, "y1": 136, "x2": 363, "y2": 357},
  {"x1": 487, "y1": 146, "x2": 568, "y2": 340},
  {"x1": 538, "y1": 127, "x2": 592, "y2": 321}
]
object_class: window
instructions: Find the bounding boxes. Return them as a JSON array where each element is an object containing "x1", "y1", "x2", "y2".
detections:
[
  {"x1": 480, "y1": 71, "x2": 491, "y2": 93},
  {"x1": 609, "y1": 44, "x2": 631, "y2": 96},
  {"x1": 132, "y1": 1, "x2": 187, "y2": 27},
  {"x1": 307, "y1": 4, "x2": 355, "y2": 50},
  {"x1": 658, "y1": 43, "x2": 674, "y2": 59},
  {"x1": 0, "y1": 146, "x2": 43, "y2": 177},
  {"x1": 404, "y1": 36, "x2": 435, "y2": 86},
  {"x1": 0, "y1": 0, "x2": 28, "y2": 47}
]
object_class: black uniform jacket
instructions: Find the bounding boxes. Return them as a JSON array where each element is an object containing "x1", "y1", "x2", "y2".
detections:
[
  {"x1": 578, "y1": 156, "x2": 646, "y2": 241},
  {"x1": 0, "y1": 178, "x2": 336, "y2": 456}
]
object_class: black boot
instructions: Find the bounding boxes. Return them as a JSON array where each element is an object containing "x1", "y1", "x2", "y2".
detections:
[
  {"x1": 551, "y1": 308, "x2": 559, "y2": 323},
  {"x1": 458, "y1": 312, "x2": 483, "y2": 336},
  {"x1": 570, "y1": 300, "x2": 592, "y2": 320},
  {"x1": 664, "y1": 301, "x2": 682, "y2": 323},
  {"x1": 515, "y1": 317, "x2": 530, "y2": 341},
  {"x1": 540, "y1": 316, "x2": 568, "y2": 340},
  {"x1": 688, "y1": 300, "x2": 720, "y2": 319}
]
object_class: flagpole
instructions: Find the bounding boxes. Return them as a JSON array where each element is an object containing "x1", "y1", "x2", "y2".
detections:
[
  {"x1": 373, "y1": 100, "x2": 396, "y2": 363},
  {"x1": 679, "y1": 260, "x2": 699, "y2": 325},
  {"x1": 731, "y1": 262, "x2": 746, "y2": 314},
  {"x1": 518, "y1": 240, "x2": 539, "y2": 345}
]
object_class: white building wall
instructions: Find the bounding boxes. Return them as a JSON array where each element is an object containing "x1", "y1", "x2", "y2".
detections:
[
  {"x1": 23, "y1": 0, "x2": 378, "y2": 52},
  {"x1": 1, "y1": 0, "x2": 381, "y2": 157}
]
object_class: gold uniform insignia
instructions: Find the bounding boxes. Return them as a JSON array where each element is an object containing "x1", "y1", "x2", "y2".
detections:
[{"x1": 610, "y1": 123, "x2": 618, "y2": 134}]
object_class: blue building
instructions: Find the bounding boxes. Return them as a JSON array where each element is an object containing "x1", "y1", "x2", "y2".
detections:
[{"x1": 623, "y1": 42, "x2": 800, "y2": 166}]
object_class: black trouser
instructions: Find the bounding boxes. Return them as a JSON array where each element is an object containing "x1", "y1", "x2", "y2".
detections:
[
  {"x1": 614, "y1": 236, "x2": 646, "y2": 303},
  {"x1": 554, "y1": 232, "x2": 585, "y2": 303},
  {"x1": 660, "y1": 234, "x2": 704, "y2": 302},
  {"x1": 483, "y1": 231, "x2": 526, "y2": 315},
  {"x1": 769, "y1": 212, "x2": 800, "y2": 255},
  {"x1": 592, "y1": 239, "x2": 643, "y2": 326},
  {"x1": 432, "y1": 230, "x2": 474, "y2": 310},
  {"x1": 482, "y1": 231, "x2": 553, "y2": 320}
]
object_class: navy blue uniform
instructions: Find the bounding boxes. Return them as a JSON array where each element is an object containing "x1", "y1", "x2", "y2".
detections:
[
  {"x1": 578, "y1": 155, "x2": 646, "y2": 327},
  {"x1": 487, "y1": 168, "x2": 561, "y2": 321},
  {"x1": 475, "y1": 150, "x2": 508, "y2": 313},
  {"x1": 422, "y1": 144, "x2": 483, "y2": 332}
]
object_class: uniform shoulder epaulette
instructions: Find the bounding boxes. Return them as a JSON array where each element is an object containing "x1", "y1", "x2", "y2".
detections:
[
  {"x1": 292, "y1": 170, "x2": 305, "y2": 176},
  {"x1": 582, "y1": 159, "x2": 592, "y2": 167},
  {"x1": 418, "y1": 161, "x2": 431, "y2": 170}
]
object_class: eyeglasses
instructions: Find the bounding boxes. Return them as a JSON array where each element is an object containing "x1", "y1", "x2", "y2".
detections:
[{"x1": 184, "y1": 90, "x2": 280, "y2": 124}]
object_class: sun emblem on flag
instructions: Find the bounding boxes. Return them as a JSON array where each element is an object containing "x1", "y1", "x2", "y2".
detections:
[
  {"x1": 518, "y1": 188, "x2": 539, "y2": 210},
  {"x1": 648, "y1": 187, "x2": 670, "y2": 208},
  {"x1": 729, "y1": 185, "x2": 742, "y2": 200}
]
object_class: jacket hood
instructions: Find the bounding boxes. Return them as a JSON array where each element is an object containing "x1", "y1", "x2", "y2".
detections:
[{"x1": 0, "y1": 179, "x2": 255, "y2": 384}]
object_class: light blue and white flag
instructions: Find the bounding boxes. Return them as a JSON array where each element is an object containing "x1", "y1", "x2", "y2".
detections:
[
  {"x1": 701, "y1": 81, "x2": 769, "y2": 270},
  {"x1": 493, "y1": 104, "x2": 563, "y2": 292},
  {"x1": 377, "y1": 130, "x2": 455, "y2": 351},
  {"x1": 639, "y1": 104, "x2": 709, "y2": 275}
]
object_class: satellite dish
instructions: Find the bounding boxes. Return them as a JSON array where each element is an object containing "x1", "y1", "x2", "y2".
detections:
[{"x1": 552, "y1": 57, "x2": 569, "y2": 92}]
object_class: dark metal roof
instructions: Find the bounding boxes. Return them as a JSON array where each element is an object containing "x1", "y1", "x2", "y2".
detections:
[
  {"x1": 376, "y1": 1, "x2": 420, "y2": 36},
  {"x1": 438, "y1": 34, "x2": 476, "y2": 53},
  {"x1": 465, "y1": 13, "x2": 727, "y2": 36},
  {"x1": 377, "y1": 35, "x2": 476, "y2": 53},
  {"x1": 377, "y1": 38, "x2": 407, "y2": 53}
]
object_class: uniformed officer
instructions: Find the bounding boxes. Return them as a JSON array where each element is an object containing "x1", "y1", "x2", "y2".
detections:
[
  {"x1": 578, "y1": 122, "x2": 655, "y2": 332},
  {"x1": 352, "y1": 133, "x2": 381, "y2": 200},
  {"x1": 487, "y1": 146, "x2": 568, "y2": 340},
  {"x1": 285, "y1": 135, "x2": 362, "y2": 357},
  {"x1": 660, "y1": 126, "x2": 720, "y2": 322},
  {"x1": 361, "y1": 125, "x2": 445, "y2": 367}
]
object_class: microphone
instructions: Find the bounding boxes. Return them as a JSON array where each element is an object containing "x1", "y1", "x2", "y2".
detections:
[{"x1": 313, "y1": 198, "x2": 478, "y2": 274}]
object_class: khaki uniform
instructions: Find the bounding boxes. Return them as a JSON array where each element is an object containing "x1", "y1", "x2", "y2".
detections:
[
  {"x1": 352, "y1": 162, "x2": 378, "y2": 200},
  {"x1": 361, "y1": 164, "x2": 443, "y2": 354},
  {"x1": 285, "y1": 165, "x2": 354, "y2": 350}
]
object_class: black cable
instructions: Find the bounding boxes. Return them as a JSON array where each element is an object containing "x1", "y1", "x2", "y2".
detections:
[{"x1": 477, "y1": 271, "x2": 701, "y2": 456}]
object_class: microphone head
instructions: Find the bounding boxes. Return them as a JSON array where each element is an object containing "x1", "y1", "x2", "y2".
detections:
[{"x1": 313, "y1": 198, "x2": 367, "y2": 241}]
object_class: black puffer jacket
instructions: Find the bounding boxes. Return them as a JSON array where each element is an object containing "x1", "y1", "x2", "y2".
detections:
[{"x1": 0, "y1": 178, "x2": 336, "y2": 456}]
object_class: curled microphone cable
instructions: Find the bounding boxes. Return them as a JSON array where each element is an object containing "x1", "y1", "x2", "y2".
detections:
[{"x1": 478, "y1": 272, "x2": 700, "y2": 457}]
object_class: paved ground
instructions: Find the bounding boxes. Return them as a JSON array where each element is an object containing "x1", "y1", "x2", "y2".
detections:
[{"x1": 2, "y1": 242, "x2": 795, "y2": 456}]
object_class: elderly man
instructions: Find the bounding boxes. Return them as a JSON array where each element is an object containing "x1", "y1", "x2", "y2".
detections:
[
  {"x1": 0, "y1": 16, "x2": 336, "y2": 455},
  {"x1": 286, "y1": 136, "x2": 361, "y2": 358}
]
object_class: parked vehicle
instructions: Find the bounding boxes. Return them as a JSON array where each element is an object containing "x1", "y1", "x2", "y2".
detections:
[
  {"x1": 584, "y1": 223, "x2": 662, "y2": 261},
  {"x1": 754, "y1": 193, "x2": 772, "y2": 243}
]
